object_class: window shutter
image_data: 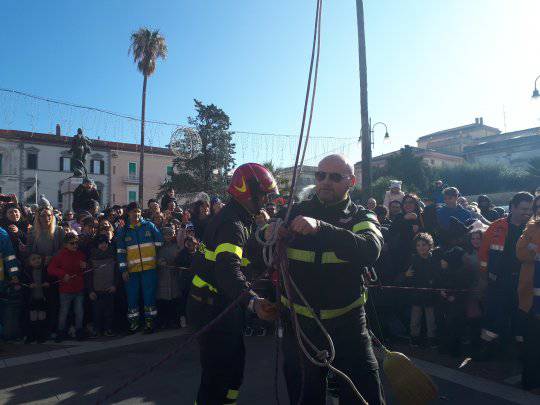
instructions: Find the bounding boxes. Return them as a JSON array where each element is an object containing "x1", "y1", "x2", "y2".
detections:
[{"x1": 100, "y1": 160, "x2": 105, "y2": 175}]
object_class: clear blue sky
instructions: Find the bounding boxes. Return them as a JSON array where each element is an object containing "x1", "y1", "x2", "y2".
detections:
[{"x1": 1, "y1": 0, "x2": 539, "y2": 168}]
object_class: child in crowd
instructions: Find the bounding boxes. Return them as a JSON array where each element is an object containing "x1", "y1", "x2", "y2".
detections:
[
  {"x1": 437, "y1": 246, "x2": 472, "y2": 356},
  {"x1": 87, "y1": 235, "x2": 118, "y2": 337},
  {"x1": 47, "y1": 232, "x2": 87, "y2": 342},
  {"x1": 405, "y1": 233, "x2": 439, "y2": 348},
  {"x1": 156, "y1": 226, "x2": 182, "y2": 328},
  {"x1": 177, "y1": 235, "x2": 198, "y2": 328},
  {"x1": 22, "y1": 253, "x2": 51, "y2": 343}
]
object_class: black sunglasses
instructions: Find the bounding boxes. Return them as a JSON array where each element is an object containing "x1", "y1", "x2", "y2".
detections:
[{"x1": 314, "y1": 171, "x2": 350, "y2": 183}]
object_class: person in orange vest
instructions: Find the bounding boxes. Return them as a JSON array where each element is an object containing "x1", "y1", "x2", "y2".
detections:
[{"x1": 477, "y1": 191, "x2": 533, "y2": 360}]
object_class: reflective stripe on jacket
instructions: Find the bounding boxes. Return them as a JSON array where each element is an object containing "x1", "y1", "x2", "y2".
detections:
[
  {"x1": 190, "y1": 199, "x2": 257, "y2": 306},
  {"x1": 281, "y1": 195, "x2": 383, "y2": 314},
  {"x1": 115, "y1": 218, "x2": 163, "y2": 273}
]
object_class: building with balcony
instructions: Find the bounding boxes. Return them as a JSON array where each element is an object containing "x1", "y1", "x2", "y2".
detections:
[
  {"x1": 109, "y1": 145, "x2": 174, "y2": 205},
  {"x1": 0, "y1": 127, "x2": 174, "y2": 209}
]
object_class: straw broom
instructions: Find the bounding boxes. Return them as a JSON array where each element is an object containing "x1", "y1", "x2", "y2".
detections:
[{"x1": 369, "y1": 331, "x2": 438, "y2": 405}]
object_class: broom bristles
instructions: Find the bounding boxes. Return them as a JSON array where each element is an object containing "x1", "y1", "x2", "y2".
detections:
[{"x1": 382, "y1": 350, "x2": 438, "y2": 405}]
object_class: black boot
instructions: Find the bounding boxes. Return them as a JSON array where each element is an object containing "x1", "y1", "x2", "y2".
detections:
[
  {"x1": 25, "y1": 322, "x2": 37, "y2": 344},
  {"x1": 36, "y1": 320, "x2": 48, "y2": 343}
]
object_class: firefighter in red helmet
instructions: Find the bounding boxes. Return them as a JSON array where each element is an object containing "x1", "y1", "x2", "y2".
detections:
[{"x1": 187, "y1": 163, "x2": 279, "y2": 405}]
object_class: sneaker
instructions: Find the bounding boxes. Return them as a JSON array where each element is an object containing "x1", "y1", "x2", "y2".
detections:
[
  {"x1": 143, "y1": 318, "x2": 154, "y2": 334},
  {"x1": 128, "y1": 319, "x2": 140, "y2": 334},
  {"x1": 179, "y1": 316, "x2": 187, "y2": 328},
  {"x1": 104, "y1": 330, "x2": 116, "y2": 337},
  {"x1": 24, "y1": 335, "x2": 35, "y2": 344}
]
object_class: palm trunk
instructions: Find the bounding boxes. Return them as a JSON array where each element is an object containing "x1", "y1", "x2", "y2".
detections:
[{"x1": 139, "y1": 74, "x2": 147, "y2": 206}]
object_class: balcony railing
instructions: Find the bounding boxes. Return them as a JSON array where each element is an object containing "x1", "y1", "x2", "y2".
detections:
[{"x1": 124, "y1": 175, "x2": 139, "y2": 184}]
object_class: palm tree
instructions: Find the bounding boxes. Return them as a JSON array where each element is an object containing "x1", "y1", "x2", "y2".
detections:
[{"x1": 129, "y1": 28, "x2": 167, "y2": 205}]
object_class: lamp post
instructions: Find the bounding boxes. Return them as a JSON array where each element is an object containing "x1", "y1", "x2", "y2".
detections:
[
  {"x1": 532, "y1": 75, "x2": 540, "y2": 98},
  {"x1": 370, "y1": 119, "x2": 390, "y2": 150},
  {"x1": 356, "y1": 0, "x2": 372, "y2": 192}
]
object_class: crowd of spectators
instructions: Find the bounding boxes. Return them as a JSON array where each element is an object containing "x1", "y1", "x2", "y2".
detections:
[{"x1": 1, "y1": 178, "x2": 539, "y2": 392}]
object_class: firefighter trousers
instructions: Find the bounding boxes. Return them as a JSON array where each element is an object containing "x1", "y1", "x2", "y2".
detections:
[
  {"x1": 195, "y1": 330, "x2": 245, "y2": 405},
  {"x1": 281, "y1": 307, "x2": 385, "y2": 405}
]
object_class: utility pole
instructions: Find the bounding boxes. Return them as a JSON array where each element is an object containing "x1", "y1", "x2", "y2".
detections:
[{"x1": 356, "y1": 0, "x2": 372, "y2": 192}]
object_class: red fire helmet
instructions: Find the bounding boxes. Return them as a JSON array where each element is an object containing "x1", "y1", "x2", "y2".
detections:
[{"x1": 227, "y1": 163, "x2": 278, "y2": 202}]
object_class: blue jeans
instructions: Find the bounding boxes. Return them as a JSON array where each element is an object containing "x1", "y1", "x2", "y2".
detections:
[{"x1": 58, "y1": 292, "x2": 84, "y2": 331}]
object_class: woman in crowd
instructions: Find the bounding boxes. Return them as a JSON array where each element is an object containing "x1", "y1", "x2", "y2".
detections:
[
  {"x1": 28, "y1": 206, "x2": 64, "y2": 336},
  {"x1": 389, "y1": 194, "x2": 425, "y2": 273}
]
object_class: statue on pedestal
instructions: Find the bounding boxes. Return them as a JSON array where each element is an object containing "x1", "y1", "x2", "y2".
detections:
[{"x1": 69, "y1": 128, "x2": 92, "y2": 178}]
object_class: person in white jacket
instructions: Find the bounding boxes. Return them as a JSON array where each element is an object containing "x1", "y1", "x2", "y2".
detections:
[{"x1": 383, "y1": 180, "x2": 405, "y2": 208}]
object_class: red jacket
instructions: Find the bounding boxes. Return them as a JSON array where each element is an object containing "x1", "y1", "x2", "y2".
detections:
[{"x1": 47, "y1": 248, "x2": 86, "y2": 293}]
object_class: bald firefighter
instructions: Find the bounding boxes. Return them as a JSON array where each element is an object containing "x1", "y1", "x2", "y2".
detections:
[
  {"x1": 270, "y1": 154, "x2": 385, "y2": 405},
  {"x1": 187, "y1": 163, "x2": 278, "y2": 405}
]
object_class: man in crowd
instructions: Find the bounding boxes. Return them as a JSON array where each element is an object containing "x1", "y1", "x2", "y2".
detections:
[
  {"x1": 116, "y1": 202, "x2": 163, "y2": 333},
  {"x1": 187, "y1": 163, "x2": 278, "y2": 405},
  {"x1": 477, "y1": 195, "x2": 501, "y2": 222},
  {"x1": 477, "y1": 191, "x2": 534, "y2": 359},
  {"x1": 72, "y1": 179, "x2": 100, "y2": 214},
  {"x1": 436, "y1": 187, "x2": 475, "y2": 230},
  {"x1": 272, "y1": 154, "x2": 385, "y2": 404}
]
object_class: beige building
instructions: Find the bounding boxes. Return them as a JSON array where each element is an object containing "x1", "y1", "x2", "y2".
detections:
[
  {"x1": 110, "y1": 145, "x2": 174, "y2": 205},
  {"x1": 276, "y1": 165, "x2": 318, "y2": 197},
  {"x1": 354, "y1": 146, "x2": 464, "y2": 187},
  {"x1": 417, "y1": 117, "x2": 500, "y2": 154},
  {"x1": 0, "y1": 128, "x2": 174, "y2": 208}
]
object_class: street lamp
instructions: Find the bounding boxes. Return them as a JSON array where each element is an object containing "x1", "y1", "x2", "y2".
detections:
[
  {"x1": 370, "y1": 119, "x2": 390, "y2": 150},
  {"x1": 532, "y1": 74, "x2": 540, "y2": 98}
]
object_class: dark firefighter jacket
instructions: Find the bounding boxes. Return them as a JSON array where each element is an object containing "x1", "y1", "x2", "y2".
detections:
[
  {"x1": 280, "y1": 195, "x2": 383, "y2": 319},
  {"x1": 190, "y1": 199, "x2": 260, "y2": 315}
]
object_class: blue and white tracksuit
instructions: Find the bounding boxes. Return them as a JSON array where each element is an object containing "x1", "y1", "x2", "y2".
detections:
[{"x1": 116, "y1": 219, "x2": 163, "y2": 322}]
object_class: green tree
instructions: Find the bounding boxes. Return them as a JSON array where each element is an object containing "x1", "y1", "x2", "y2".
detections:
[
  {"x1": 129, "y1": 27, "x2": 167, "y2": 205},
  {"x1": 262, "y1": 161, "x2": 288, "y2": 194},
  {"x1": 168, "y1": 100, "x2": 235, "y2": 194},
  {"x1": 384, "y1": 146, "x2": 431, "y2": 194},
  {"x1": 435, "y1": 163, "x2": 536, "y2": 195}
]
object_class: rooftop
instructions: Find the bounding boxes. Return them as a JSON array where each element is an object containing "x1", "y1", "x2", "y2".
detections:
[
  {"x1": 417, "y1": 119, "x2": 500, "y2": 142},
  {"x1": 0, "y1": 129, "x2": 173, "y2": 156}
]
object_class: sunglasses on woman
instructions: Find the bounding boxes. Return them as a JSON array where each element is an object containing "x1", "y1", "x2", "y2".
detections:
[{"x1": 314, "y1": 171, "x2": 350, "y2": 183}]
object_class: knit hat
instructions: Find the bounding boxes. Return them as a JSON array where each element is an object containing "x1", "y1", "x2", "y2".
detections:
[
  {"x1": 210, "y1": 196, "x2": 221, "y2": 205},
  {"x1": 38, "y1": 194, "x2": 52, "y2": 209},
  {"x1": 442, "y1": 246, "x2": 465, "y2": 268},
  {"x1": 390, "y1": 180, "x2": 402, "y2": 189}
]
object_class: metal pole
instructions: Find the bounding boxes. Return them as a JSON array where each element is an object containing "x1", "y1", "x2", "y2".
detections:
[{"x1": 356, "y1": 0, "x2": 372, "y2": 192}]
